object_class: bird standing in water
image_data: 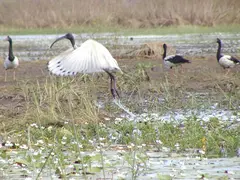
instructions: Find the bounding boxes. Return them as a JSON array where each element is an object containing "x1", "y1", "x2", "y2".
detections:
[
  {"x1": 216, "y1": 38, "x2": 239, "y2": 72},
  {"x1": 4, "y1": 36, "x2": 19, "y2": 82},
  {"x1": 48, "y1": 33, "x2": 121, "y2": 98}
]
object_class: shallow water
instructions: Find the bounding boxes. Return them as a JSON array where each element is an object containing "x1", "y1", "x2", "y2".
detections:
[
  {"x1": 0, "y1": 150, "x2": 239, "y2": 179},
  {"x1": 0, "y1": 32, "x2": 240, "y2": 61}
]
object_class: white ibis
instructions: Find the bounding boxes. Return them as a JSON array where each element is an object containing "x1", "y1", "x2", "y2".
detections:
[
  {"x1": 216, "y1": 38, "x2": 240, "y2": 70},
  {"x1": 3, "y1": 36, "x2": 19, "y2": 82},
  {"x1": 48, "y1": 33, "x2": 121, "y2": 98},
  {"x1": 162, "y1": 43, "x2": 190, "y2": 69}
]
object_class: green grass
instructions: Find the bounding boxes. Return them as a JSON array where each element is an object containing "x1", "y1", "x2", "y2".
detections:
[
  {"x1": 1, "y1": 24, "x2": 240, "y2": 35},
  {"x1": 0, "y1": 116, "x2": 239, "y2": 179},
  {"x1": 0, "y1": 61, "x2": 240, "y2": 179}
]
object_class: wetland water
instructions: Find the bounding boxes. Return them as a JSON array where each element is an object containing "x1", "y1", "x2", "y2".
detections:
[
  {"x1": 0, "y1": 33, "x2": 240, "y2": 179},
  {"x1": 0, "y1": 32, "x2": 240, "y2": 61}
]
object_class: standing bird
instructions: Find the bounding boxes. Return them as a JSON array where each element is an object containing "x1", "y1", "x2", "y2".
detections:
[
  {"x1": 162, "y1": 43, "x2": 190, "y2": 69},
  {"x1": 48, "y1": 33, "x2": 121, "y2": 98},
  {"x1": 4, "y1": 36, "x2": 19, "y2": 82},
  {"x1": 216, "y1": 38, "x2": 239, "y2": 70}
]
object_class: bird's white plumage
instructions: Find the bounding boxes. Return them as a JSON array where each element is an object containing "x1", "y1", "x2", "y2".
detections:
[
  {"x1": 219, "y1": 55, "x2": 236, "y2": 68},
  {"x1": 4, "y1": 56, "x2": 19, "y2": 70},
  {"x1": 164, "y1": 55, "x2": 176, "y2": 61},
  {"x1": 164, "y1": 59, "x2": 175, "y2": 69},
  {"x1": 48, "y1": 39, "x2": 121, "y2": 76},
  {"x1": 164, "y1": 55, "x2": 179, "y2": 69}
]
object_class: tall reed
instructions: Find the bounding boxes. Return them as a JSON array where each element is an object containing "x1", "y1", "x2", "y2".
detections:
[{"x1": 0, "y1": 0, "x2": 239, "y2": 29}]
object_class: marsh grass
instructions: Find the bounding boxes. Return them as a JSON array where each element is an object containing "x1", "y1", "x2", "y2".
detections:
[
  {"x1": 0, "y1": 60, "x2": 240, "y2": 178},
  {"x1": 0, "y1": 114, "x2": 239, "y2": 178},
  {"x1": 0, "y1": 0, "x2": 240, "y2": 32}
]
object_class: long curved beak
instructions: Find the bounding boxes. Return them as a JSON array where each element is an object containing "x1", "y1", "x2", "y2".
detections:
[{"x1": 50, "y1": 35, "x2": 67, "y2": 48}]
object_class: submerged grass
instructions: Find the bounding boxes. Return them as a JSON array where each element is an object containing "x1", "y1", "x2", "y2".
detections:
[{"x1": 0, "y1": 115, "x2": 239, "y2": 178}]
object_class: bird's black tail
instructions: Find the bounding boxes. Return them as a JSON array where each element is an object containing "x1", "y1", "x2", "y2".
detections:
[{"x1": 183, "y1": 59, "x2": 191, "y2": 63}]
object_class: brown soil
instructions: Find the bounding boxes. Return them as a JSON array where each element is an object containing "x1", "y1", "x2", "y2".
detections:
[{"x1": 0, "y1": 56, "x2": 240, "y2": 125}]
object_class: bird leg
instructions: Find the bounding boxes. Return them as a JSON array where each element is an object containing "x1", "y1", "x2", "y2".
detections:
[
  {"x1": 4, "y1": 70, "x2": 7, "y2": 82},
  {"x1": 13, "y1": 70, "x2": 16, "y2": 81},
  {"x1": 225, "y1": 69, "x2": 230, "y2": 76},
  {"x1": 105, "y1": 71, "x2": 120, "y2": 98}
]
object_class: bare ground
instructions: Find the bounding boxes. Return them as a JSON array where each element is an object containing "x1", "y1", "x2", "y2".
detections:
[{"x1": 0, "y1": 55, "x2": 240, "y2": 126}]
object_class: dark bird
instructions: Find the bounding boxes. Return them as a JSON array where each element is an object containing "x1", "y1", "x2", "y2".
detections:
[
  {"x1": 162, "y1": 43, "x2": 190, "y2": 69},
  {"x1": 48, "y1": 33, "x2": 121, "y2": 98},
  {"x1": 4, "y1": 36, "x2": 19, "y2": 81},
  {"x1": 216, "y1": 38, "x2": 240, "y2": 69}
]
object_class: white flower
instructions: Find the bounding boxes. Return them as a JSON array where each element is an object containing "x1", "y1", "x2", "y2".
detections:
[
  {"x1": 68, "y1": 164, "x2": 74, "y2": 168},
  {"x1": 99, "y1": 123, "x2": 106, "y2": 127},
  {"x1": 62, "y1": 136, "x2": 67, "y2": 140},
  {"x1": 198, "y1": 150, "x2": 205, "y2": 155},
  {"x1": 20, "y1": 144, "x2": 28, "y2": 149},
  {"x1": 36, "y1": 140, "x2": 44, "y2": 145},
  {"x1": 99, "y1": 137, "x2": 105, "y2": 141},
  {"x1": 162, "y1": 146, "x2": 170, "y2": 152},
  {"x1": 24, "y1": 178, "x2": 32, "y2": 180},
  {"x1": 104, "y1": 117, "x2": 110, "y2": 121},
  {"x1": 88, "y1": 140, "x2": 94, "y2": 144},
  {"x1": 156, "y1": 140, "x2": 163, "y2": 144},
  {"x1": 175, "y1": 143, "x2": 180, "y2": 150},
  {"x1": 133, "y1": 129, "x2": 141, "y2": 136},
  {"x1": 111, "y1": 136, "x2": 117, "y2": 140},
  {"x1": 61, "y1": 141, "x2": 66, "y2": 145},
  {"x1": 115, "y1": 117, "x2": 123, "y2": 121},
  {"x1": 71, "y1": 141, "x2": 77, "y2": 145},
  {"x1": 30, "y1": 123, "x2": 38, "y2": 128},
  {"x1": 47, "y1": 126, "x2": 53, "y2": 132},
  {"x1": 33, "y1": 151, "x2": 39, "y2": 156},
  {"x1": 53, "y1": 158, "x2": 58, "y2": 164},
  {"x1": 78, "y1": 144, "x2": 83, "y2": 148},
  {"x1": 89, "y1": 153, "x2": 96, "y2": 157}
]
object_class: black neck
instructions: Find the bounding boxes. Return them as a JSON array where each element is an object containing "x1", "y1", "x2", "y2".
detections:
[
  {"x1": 70, "y1": 38, "x2": 75, "y2": 49},
  {"x1": 8, "y1": 39, "x2": 15, "y2": 61},
  {"x1": 163, "y1": 46, "x2": 167, "y2": 59},
  {"x1": 217, "y1": 41, "x2": 221, "y2": 61}
]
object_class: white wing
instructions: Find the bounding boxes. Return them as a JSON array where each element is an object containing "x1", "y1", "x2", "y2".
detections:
[
  {"x1": 48, "y1": 39, "x2": 121, "y2": 76},
  {"x1": 219, "y1": 55, "x2": 235, "y2": 68}
]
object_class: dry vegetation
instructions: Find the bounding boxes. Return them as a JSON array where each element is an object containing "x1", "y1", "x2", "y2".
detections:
[
  {"x1": 0, "y1": 0, "x2": 240, "y2": 29},
  {"x1": 1, "y1": 56, "x2": 240, "y2": 131}
]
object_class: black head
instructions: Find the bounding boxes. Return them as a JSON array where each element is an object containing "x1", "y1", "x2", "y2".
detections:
[
  {"x1": 50, "y1": 33, "x2": 75, "y2": 49},
  {"x1": 4, "y1": 36, "x2": 12, "y2": 42},
  {"x1": 216, "y1": 38, "x2": 221, "y2": 44},
  {"x1": 163, "y1": 43, "x2": 167, "y2": 49}
]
